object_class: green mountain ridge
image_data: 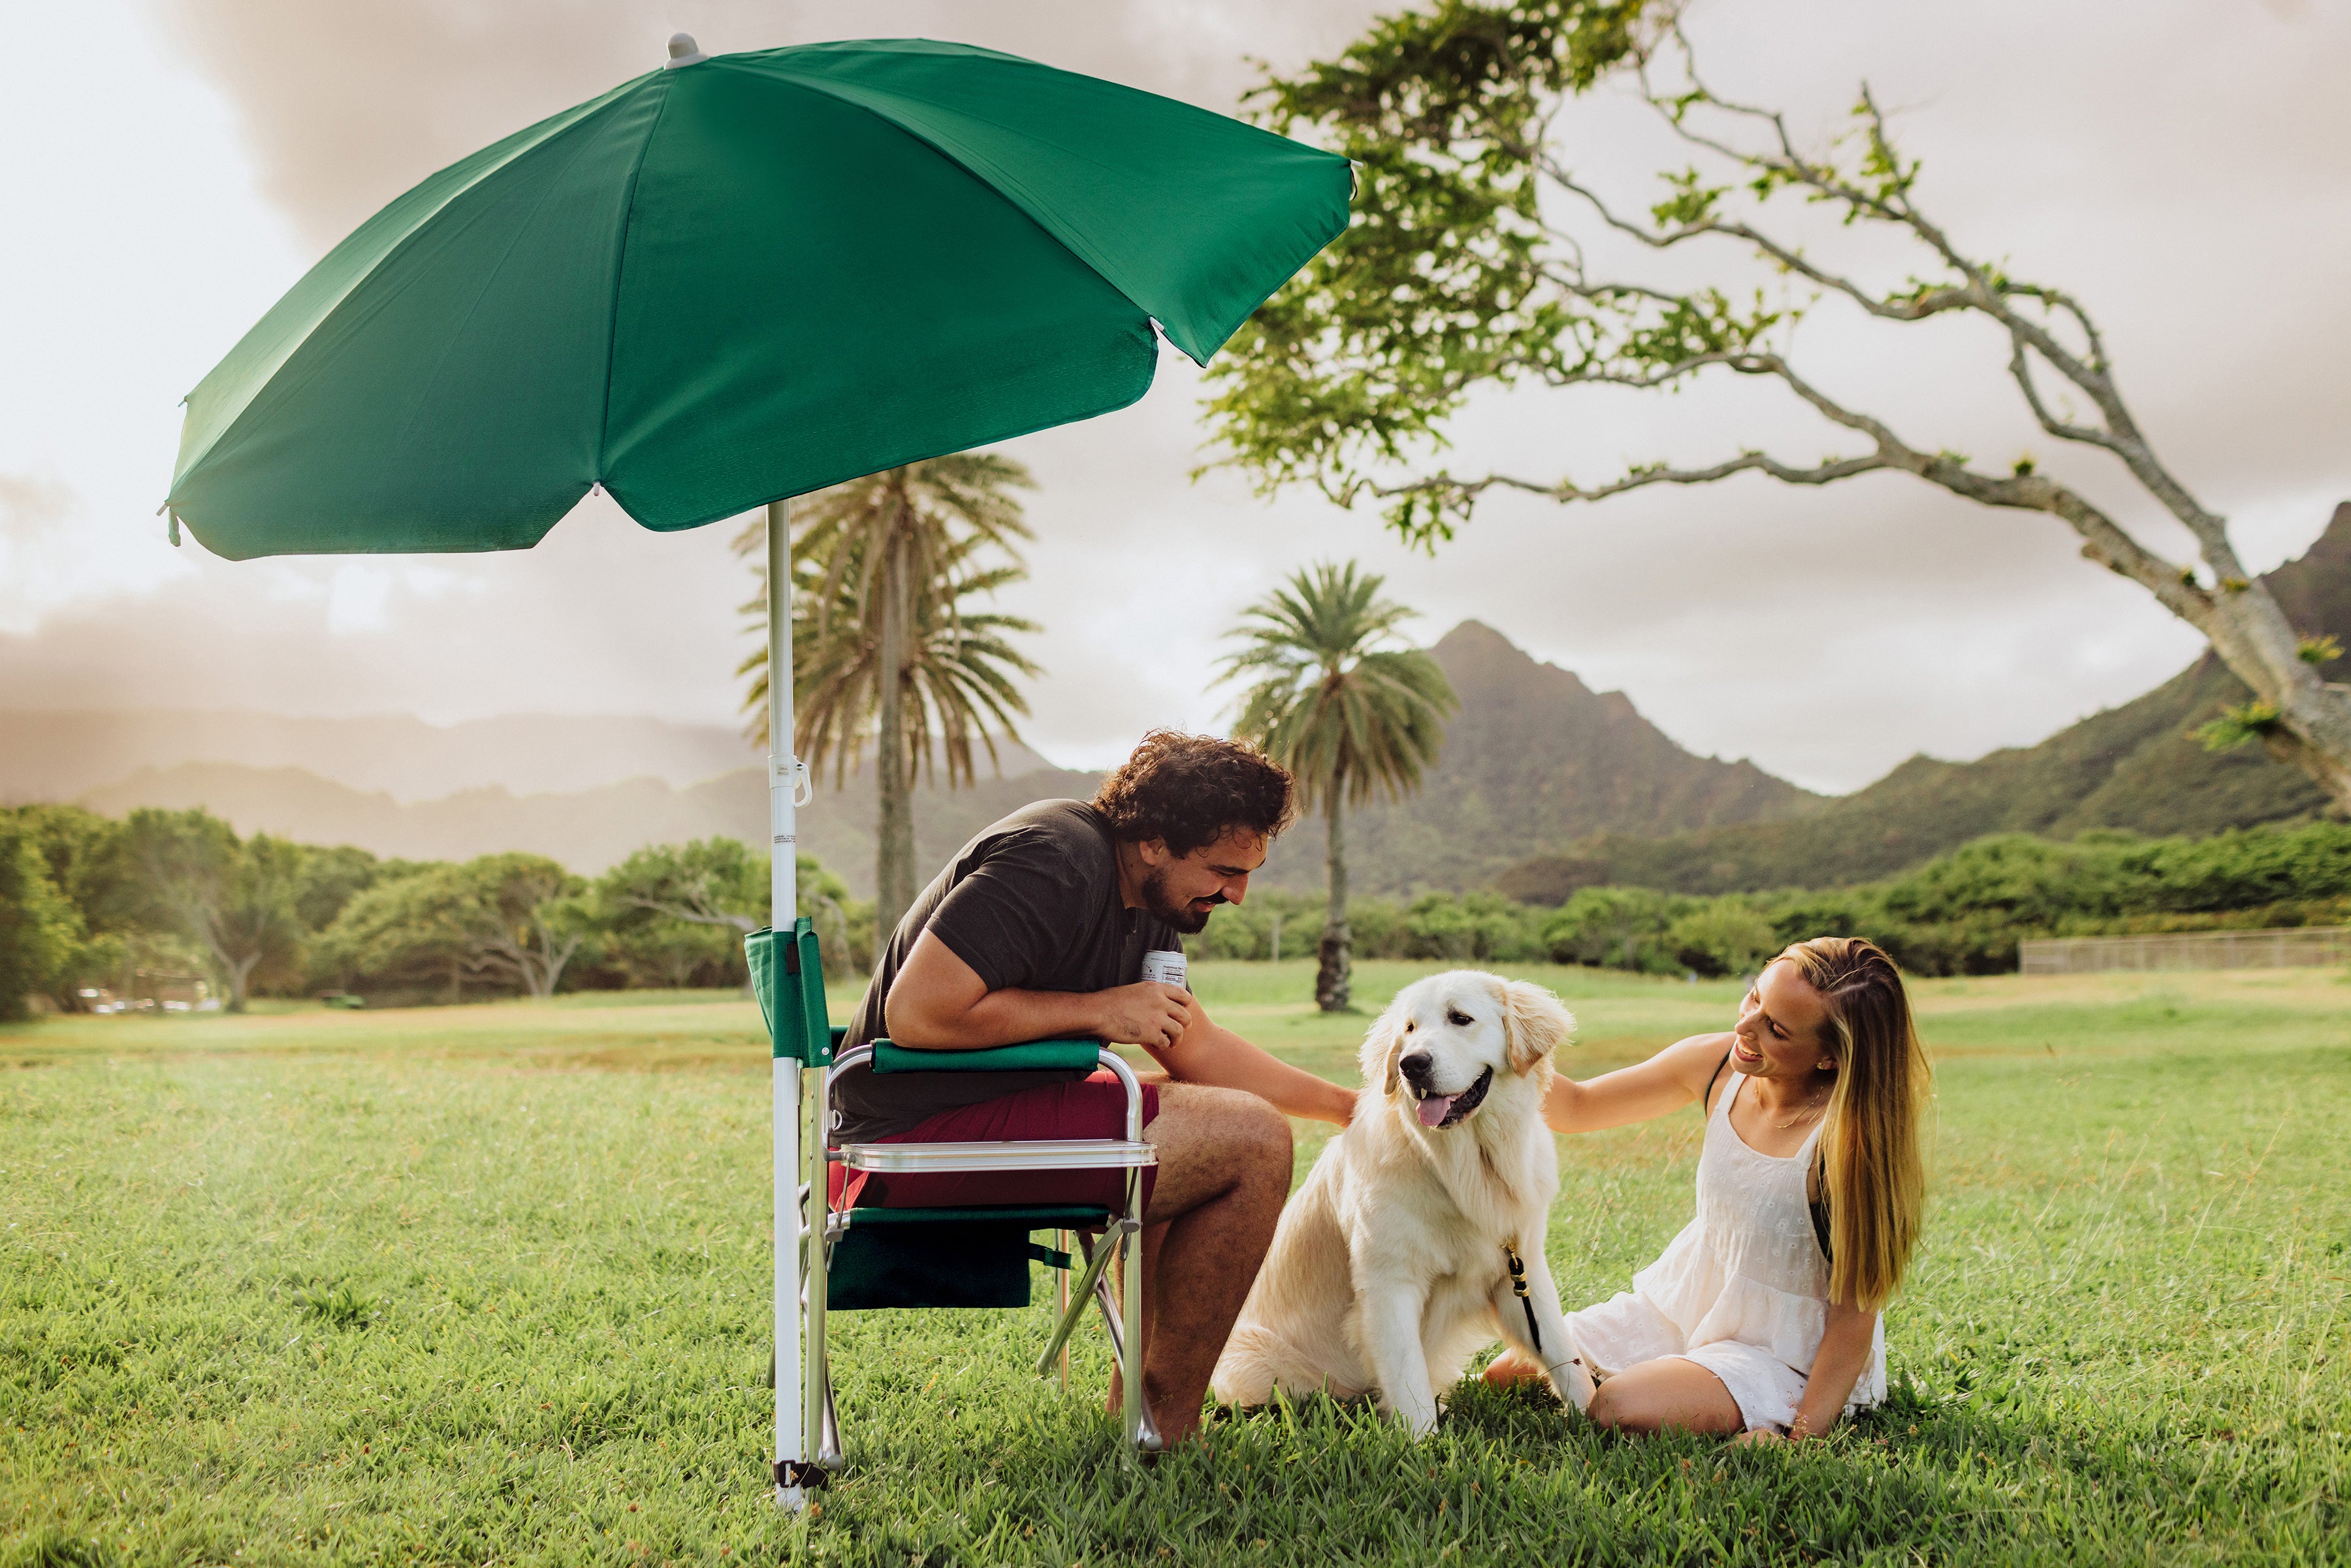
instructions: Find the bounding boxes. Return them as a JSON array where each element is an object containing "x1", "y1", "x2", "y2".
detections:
[
  {"x1": 1252, "y1": 619, "x2": 1822, "y2": 895},
  {"x1": 47, "y1": 624, "x2": 1823, "y2": 896},
  {"x1": 1496, "y1": 502, "x2": 2351, "y2": 901}
]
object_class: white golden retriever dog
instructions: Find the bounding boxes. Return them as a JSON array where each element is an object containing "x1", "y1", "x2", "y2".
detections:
[{"x1": 1212, "y1": 970, "x2": 1595, "y2": 1435}]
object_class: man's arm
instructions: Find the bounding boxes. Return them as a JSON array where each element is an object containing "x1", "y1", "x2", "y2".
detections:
[
  {"x1": 1140, "y1": 1002, "x2": 1356, "y2": 1127},
  {"x1": 884, "y1": 931, "x2": 1192, "y2": 1051},
  {"x1": 885, "y1": 933, "x2": 1354, "y2": 1126}
]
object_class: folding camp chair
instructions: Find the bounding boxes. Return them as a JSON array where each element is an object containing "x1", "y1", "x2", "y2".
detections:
[{"x1": 747, "y1": 918, "x2": 1160, "y2": 1489}]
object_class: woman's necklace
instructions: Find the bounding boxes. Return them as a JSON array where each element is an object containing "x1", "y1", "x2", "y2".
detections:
[{"x1": 1773, "y1": 1091, "x2": 1830, "y2": 1130}]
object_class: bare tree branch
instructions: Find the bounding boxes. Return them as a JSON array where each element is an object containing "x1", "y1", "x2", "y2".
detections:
[
  {"x1": 1527, "y1": 38, "x2": 2260, "y2": 582},
  {"x1": 614, "y1": 891, "x2": 758, "y2": 936},
  {"x1": 1364, "y1": 341, "x2": 2214, "y2": 624},
  {"x1": 2007, "y1": 334, "x2": 2131, "y2": 457}
]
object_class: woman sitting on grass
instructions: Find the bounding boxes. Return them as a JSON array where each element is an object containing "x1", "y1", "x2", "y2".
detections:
[{"x1": 1486, "y1": 936, "x2": 1930, "y2": 1445}]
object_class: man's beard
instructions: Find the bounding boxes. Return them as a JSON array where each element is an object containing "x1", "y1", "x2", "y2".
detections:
[{"x1": 1141, "y1": 867, "x2": 1224, "y2": 935}]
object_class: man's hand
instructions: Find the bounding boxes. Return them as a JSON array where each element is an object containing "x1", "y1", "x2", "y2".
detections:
[{"x1": 1093, "y1": 982, "x2": 1193, "y2": 1052}]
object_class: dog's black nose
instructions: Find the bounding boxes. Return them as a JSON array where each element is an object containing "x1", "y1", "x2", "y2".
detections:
[{"x1": 1398, "y1": 1050, "x2": 1435, "y2": 1083}]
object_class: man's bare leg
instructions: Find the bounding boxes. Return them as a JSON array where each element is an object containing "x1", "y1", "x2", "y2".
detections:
[{"x1": 1102, "y1": 1083, "x2": 1290, "y2": 1447}]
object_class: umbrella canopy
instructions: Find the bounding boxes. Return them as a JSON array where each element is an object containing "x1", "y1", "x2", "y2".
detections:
[{"x1": 166, "y1": 37, "x2": 1350, "y2": 560}]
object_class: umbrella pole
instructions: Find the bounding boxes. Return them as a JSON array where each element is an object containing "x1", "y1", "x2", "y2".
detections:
[{"x1": 767, "y1": 498, "x2": 812, "y2": 1510}]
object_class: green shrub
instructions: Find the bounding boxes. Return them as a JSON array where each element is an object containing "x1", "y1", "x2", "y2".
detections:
[
  {"x1": 1663, "y1": 900, "x2": 1778, "y2": 978},
  {"x1": 1189, "y1": 889, "x2": 1326, "y2": 961},
  {"x1": 1404, "y1": 891, "x2": 1546, "y2": 963},
  {"x1": 1541, "y1": 886, "x2": 1687, "y2": 971},
  {"x1": 1345, "y1": 899, "x2": 1414, "y2": 960}
]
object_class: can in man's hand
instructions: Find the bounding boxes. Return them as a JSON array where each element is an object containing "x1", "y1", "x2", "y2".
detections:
[{"x1": 1140, "y1": 949, "x2": 1189, "y2": 991}]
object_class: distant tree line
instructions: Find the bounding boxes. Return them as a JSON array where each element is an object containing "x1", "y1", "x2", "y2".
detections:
[
  {"x1": 13, "y1": 805, "x2": 2348, "y2": 1022},
  {"x1": 1196, "y1": 822, "x2": 2351, "y2": 980},
  {"x1": 0, "y1": 803, "x2": 874, "y2": 1021}
]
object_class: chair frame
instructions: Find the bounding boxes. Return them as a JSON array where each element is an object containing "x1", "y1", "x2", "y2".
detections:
[{"x1": 804, "y1": 1044, "x2": 1160, "y2": 1465}]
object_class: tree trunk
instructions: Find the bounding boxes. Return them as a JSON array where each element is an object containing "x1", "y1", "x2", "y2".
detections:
[
  {"x1": 874, "y1": 534, "x2": 918, "y2": 946},
  {"x1": 538, "y1": 933, "x2": 582, "y2": 997},
  {"x1": 225, "y1": 952, "x2": 259, "y2": 1014},
  {"x1": 2194, "y1": 581, "x2": 2351, "y2": 811},
  {"x1": 498, "y1": 920, "x2": 580, "y2": 999},
  {"x1": 1315, "y1": 783, "x2": 1352, "y2": 1013}
]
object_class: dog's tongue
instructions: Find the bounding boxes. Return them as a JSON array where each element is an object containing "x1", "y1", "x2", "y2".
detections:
[{"x1": 1415, "y1": 1094, "x2": 1456, "y2": 1128}]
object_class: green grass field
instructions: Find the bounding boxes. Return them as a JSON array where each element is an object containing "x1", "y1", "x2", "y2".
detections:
[{"x1": 5, "y1": 960, "x2": 2346, "y2": 1565}]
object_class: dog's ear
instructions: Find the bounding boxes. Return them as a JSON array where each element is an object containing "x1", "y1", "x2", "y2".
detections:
[
  {"x1": 1498, "y1": 978, "x2": 1575, "y2": 1075},
  {"x1": 1360, "y1": 998, "x2": 1409, "y2": 1096}
]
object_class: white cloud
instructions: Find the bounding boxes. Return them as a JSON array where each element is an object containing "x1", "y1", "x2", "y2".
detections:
[{"x1": 325, "y1": 565, "x2": 393, "y2": 637}]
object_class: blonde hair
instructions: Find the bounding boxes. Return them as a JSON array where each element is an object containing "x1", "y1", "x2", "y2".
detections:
[{"x1": 1773, "y1": 937, "x2": 1931, "y2": 1311}]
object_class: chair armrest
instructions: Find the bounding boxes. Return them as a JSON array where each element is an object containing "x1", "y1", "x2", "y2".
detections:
[{"x1": 869, "y1": 1039, "x2": 1102, "y2": 1074}]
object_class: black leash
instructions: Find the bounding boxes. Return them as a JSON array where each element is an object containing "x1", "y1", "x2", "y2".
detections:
[{"x1": 1502, "y1": 1242, "x2": 1542, "y2": 1354}]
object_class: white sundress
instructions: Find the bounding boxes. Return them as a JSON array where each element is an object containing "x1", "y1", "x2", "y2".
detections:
[{"x1": 1567, "y1": 1071, "x2": 1886, "y2": 1432}]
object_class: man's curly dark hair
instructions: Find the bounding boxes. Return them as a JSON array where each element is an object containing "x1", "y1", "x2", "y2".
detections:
[{"x1": 1091, "y1": 731, "x2": 1296, "y2": 857}]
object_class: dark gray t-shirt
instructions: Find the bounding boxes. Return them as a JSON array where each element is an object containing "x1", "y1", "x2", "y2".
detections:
[{"x1": 831, "y1": 799, "x2": 1178, "y2": 1142}]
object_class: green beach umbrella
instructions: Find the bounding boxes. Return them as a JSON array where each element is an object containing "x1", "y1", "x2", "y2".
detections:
[
  {"x1": 165, "y1": 35, "x2": 1348, "y2": 556},
  {"x1": 164, "y1": 32, "x2": 1350, "y2": 1506}
]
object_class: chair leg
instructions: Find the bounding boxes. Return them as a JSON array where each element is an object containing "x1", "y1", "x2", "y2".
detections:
[
  {"x1": 1121, "y1": 1170, "x2": 1160, "y2": 1454},
  {"x1": 1036, "y1": 1228, "x2": 1121, "y2": 1378},
  {"x1": 1059, "y1": 1229, "x2": 1162, "y2": 1449},
  {"x1": 803, "y1": 1064, "x2": 833, "y2": 1478},
  {"x1": 819, "y1": 1366, "x2": 841, "y2": 1466},
  {"x1": 1089, "y1": 1253, "x2": 1125, "y2": 1362},
  {"x1": 1054, "y1": 1228, "x2": 1071, "y2": 1394}
]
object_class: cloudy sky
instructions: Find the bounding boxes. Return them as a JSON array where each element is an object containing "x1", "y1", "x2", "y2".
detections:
[{"x1": 4, "y1": 0, "x2": 2346, "y2": 793}]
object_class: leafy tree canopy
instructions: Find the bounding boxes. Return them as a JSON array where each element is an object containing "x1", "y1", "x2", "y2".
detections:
[
  {"x1": 313, "y1": 853, "x2": 588, "y2": 1000},
  {"x1": 119, "y1": 808, "x2": 306, "y2": 1012},
  {"x1": 0, "y1": 820, "x2": 82, "y2": 1021},
  {"x1": 1204, "y1": 0, "x2": 1654, "y2": 545}
]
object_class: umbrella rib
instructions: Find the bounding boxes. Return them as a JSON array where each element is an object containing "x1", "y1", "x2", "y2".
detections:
[
  {"x1": 595, "y1": 71, "x2": 682, "y2": 491},
  {"x1": 722, "y1": 52, "x2": 1348, "y2": 364},
  {"x1": 170, "y1": 77, "x2": 648, "y2": 505},
  {"x1": 377, "y1": 137, "x2": 620, "y2": 507},
  {"x1": 714, "y1": 57, "x2": 1166, "y2": 348}
]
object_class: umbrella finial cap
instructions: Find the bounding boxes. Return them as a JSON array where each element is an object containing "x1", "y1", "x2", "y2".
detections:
[{"x1": 665, "y1": 33, "x2": 708, "y2": 68}]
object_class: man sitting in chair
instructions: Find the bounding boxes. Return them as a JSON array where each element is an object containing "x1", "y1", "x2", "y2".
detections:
[{"x1": 832, "y1": 729, "x2": 1354, "y2": 1448}]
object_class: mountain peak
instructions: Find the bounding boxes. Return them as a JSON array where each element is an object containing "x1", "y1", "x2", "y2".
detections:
[
  {"x1": 1431, "y1": 618, "x2": 1601, "y2": 698},
  {"x1": 1255, "y1": 620, "x2": 1817, "y2": 895},
  {"x1": 1431, "y1": 618, "x2": 1515, "y2": 654}
]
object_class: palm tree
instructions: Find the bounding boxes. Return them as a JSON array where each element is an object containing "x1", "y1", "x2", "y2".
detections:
[
  {"x1": 736, "y1": 455, "x2": 1043, "y2": 940},
  {"x1": 1220, "y1": 562, "x2": 1456, "y2": 1012}
]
